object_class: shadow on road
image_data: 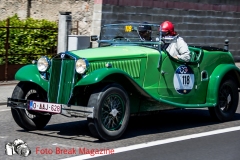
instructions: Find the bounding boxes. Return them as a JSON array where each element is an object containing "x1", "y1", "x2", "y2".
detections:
[
  {"x1": 124, "y1": 109, "x2": 240, "y2": 138},
  {"x1": 17, "y1": 109, "x2": 240, "y2": 142}
]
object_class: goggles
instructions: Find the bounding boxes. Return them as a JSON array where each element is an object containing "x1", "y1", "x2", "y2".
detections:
[{"x1": 161, "y1": 31, "x2": 169, "y2": 36}]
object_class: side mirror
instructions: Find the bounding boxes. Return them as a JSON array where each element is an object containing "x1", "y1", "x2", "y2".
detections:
[
  {"x1": 224, "y1": 39, "x2": 229, "y2": 51},
  {"x1": 91, "y1": 35, "x2": 99, "y2": 41}
]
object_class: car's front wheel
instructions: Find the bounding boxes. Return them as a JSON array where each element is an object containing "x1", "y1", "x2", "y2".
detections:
[
  {"x1": 11, "y1": 82, "x2": 51, "y2": 131},
  {"x1": 208, "y1": 78, "x2": 239, "y2": 122},
  {"x1": 87, "y1": 84, "x2": 130, "y2": 141}
]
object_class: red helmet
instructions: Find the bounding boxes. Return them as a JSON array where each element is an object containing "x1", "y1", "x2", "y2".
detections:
[{"x1": 160, "y1": 21, "x2": 176, "y2": 36}]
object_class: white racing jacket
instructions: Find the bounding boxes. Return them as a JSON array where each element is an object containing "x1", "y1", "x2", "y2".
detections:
[{"x1": 166, "y1": 37, "x2": 190, "y2": 62}]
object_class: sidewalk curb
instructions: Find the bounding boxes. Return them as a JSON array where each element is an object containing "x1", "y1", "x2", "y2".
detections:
[{"x1": 0, "y1": 81, "x2": 18, "y2": 86}]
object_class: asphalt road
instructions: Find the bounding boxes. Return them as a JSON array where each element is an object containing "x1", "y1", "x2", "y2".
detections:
[
  {"x1": 1, "y1": 97, "x2": 240, "y2": 160},
  {"x1": 90, "y1": 130, "x2": 240, "y2": 160}
]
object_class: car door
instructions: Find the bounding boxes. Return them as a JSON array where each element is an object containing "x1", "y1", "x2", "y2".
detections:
[{"x1": 158, "y1": 53, "x2": 205, "y2": 104}]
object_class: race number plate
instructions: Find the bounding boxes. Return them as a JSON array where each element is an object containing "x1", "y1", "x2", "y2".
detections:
[
  {"x1": 28, "y1": 101, "x2": 61, "y2": 114},
  {"x1": 173, "y1": 65, "x2": 194, "y2": 94}
]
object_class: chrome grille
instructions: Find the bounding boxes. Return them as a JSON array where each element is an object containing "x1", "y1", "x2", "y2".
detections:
[{"x1": 48, "y1": 58, "x2": 75, "y2": 104}]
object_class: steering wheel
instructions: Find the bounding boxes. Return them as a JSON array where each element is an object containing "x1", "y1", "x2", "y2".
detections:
[{"x1": 112, "y1": 36, "x2": 130, "y2": 42}]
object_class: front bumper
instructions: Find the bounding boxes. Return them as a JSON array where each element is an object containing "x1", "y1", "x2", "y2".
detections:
[{"x1": 7, "y1": 98, "x2": 93, "y2": 118}]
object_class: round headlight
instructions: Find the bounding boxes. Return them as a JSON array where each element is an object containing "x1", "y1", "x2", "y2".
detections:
[
  {"x1": 37, "y1": 57, "x2": 49, "y2": 72},
  {"x1": 76, "y1": 59, "x2": 89, "y2": 74}
]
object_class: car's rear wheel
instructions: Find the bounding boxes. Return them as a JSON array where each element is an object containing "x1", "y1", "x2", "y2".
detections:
[
  {"x1": 87, "y1": 84, "x2": 130, "y2": 141},
  {"x1": 208, "y1": 78, "x2": 238, "y2": 122},
  {"x1": 11, "y1": 82, "x2": 51, "y2": 131}
]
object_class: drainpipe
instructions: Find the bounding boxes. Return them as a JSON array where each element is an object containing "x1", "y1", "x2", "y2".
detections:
[
  {"x1": 5, "y1": 19, "x2": 10, "y2": 81},
  {"x1": 57, "y1": 12, "x2": 72, "y2": 54},
  {"x1": 26, "y1": 0, "x2": 32, "y2": 18}
]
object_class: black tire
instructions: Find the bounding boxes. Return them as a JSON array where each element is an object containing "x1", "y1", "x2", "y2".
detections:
[
  {"x1": 11, "y1": 82, "x2": 51, "y2": 131},
  {"x1": 208, "y1": 78, "x2": 239, "y2": 122},
  {"x1": 87, "y1": 84, "x2": 130, "y2": 141}
]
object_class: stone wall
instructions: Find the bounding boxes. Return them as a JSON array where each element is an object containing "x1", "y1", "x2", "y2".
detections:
[
  {"x1": 0, "y1": 0, "x2": 28, "y2": 19},
  {"x1": 0, "y1": 0, "x2": 94, "y2": 35},
  {"x1": 1, "y1": 0, "x2": 240, "y2": 60},
  {"x1": 30, "y1": 0, "x2": 94, "y2": 35}
]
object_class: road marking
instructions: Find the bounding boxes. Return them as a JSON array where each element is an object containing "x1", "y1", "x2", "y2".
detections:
[
  {"x1": 0, "y1": 136, "x2": 7, "y2": 139},
  {"x1": 0, "y1": 109, "x2": 10, "y2": 112},
  {"x1": 61, "y1": 126, "x2": 240, "y2": 160},
  {"x1": 53, "y1": 143, "x2": 79, "y2": 148}
]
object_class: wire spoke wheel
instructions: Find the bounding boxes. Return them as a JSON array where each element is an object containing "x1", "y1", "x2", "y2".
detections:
[
  {"x1": 101, "y1": 94, "x2": 125, "y2": 130},
  {"x1": 218, "y1": 85, "x2": 232, "y2": 112},
  {"x1": 87, "y1": 83, "x2": 130, "y2": 141},
  {"x1": 208, "y1": 78, "x2": 238, "y2": 122}
]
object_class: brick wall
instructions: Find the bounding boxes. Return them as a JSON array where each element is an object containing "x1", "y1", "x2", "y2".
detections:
[{"x1": 96, "y1": 0, "x2": 240, "y2": 61}]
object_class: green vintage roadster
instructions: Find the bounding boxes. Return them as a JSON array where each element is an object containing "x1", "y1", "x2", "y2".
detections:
[{"x1": 7, "y1": 23, "x2": 240, "y2": 141}]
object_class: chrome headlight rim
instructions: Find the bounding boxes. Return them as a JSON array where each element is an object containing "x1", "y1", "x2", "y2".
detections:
[
  {"x1": 37, "y1": 56, "x2": 50, "y2": 72},
  {"x1": 75, "y1": 58, "x2": 89, "y2": 74}
]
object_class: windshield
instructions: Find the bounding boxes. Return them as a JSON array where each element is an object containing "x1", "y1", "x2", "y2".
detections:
[{"x1": 98, "y1": 23, "x2": 161, "y2": 48}]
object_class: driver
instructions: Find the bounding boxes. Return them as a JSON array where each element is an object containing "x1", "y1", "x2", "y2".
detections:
[
  {"x1": 160, "y1": 21, "x2": 190, "y2": 62},
  {"x1": 138, "y1": 22, "x2": 152, "y2": 41}
]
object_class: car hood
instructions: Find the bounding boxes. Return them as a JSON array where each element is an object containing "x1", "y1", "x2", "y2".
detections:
[{"x1": 70, "y1": 46, "x2": 159, "y2": 61}]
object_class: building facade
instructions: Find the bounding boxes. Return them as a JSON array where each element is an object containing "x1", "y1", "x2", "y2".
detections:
[{"x1": 1, "y1": 0, "x2": 240, "y2": 60}]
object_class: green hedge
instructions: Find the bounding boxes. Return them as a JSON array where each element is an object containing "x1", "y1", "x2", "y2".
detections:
[{"x1": 0, "y1": 14, "x2": 58, "y2": 65}]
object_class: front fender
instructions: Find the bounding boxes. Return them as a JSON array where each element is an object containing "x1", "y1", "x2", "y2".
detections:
[
  {"x1": 206, "y1": 64, "x2": 240, "y2": 105},
  {"x1": 15, "y1": 64, "x2": 48, "y2": 91},
  {"x1": 75, "y1": 68, "x2": 132, "y2": 86}
]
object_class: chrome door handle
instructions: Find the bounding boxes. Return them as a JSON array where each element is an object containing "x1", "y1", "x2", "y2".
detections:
[{"x1": 161, "y1": 71, "x2": 168, "y2": 75}]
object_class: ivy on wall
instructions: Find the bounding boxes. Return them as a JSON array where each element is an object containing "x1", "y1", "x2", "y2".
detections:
[{"x1": 0, "y1": 14, "x2": 58, "y2": 65}]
